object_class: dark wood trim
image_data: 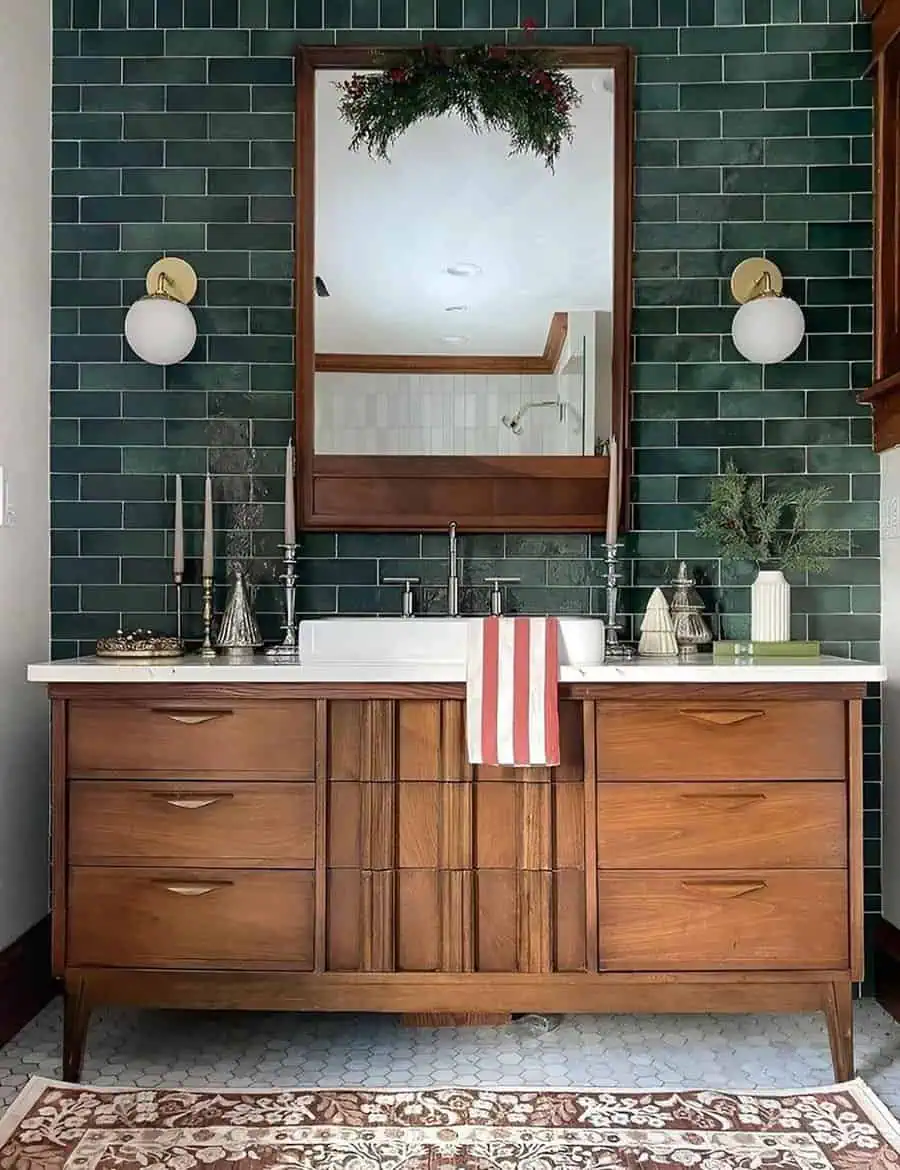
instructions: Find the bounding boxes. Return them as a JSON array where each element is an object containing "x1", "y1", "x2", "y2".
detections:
[
  {"x1": 315, "y1": 353, "x2": 555, "y2": 375},
  {"x1": 864, "y1": 23, "x2": 900, "y2": 448},
  {"x1": 875, "y1": 916, "x2": 900, "y2": 1021},
  {"x1": 611, "y1": 44, "x2": 634, "y2": 531},
  {"x1": 860, "y1": 373, "x2": 900, "y2": 454},
  {"x1": 871, "y1": 397, "x2": 900, "y2": 453},
  {"x1": 295, "y1": 45, "x2": 634, "y2": 532},
  {"x1": 296, "y1": 47, "x2": 317, "y2": 538},
  {"x1": 315, "y1": 312, "x2": 569, "y2": 375},
  {"x1": 314, "y1": 454, "x2": 608, "y2": 478},
  {"x1": 872, "y1": 1, "x2": 900, "y2": 59},
  {"x1": 543, "y1": 310, "x2": 569, "y2": 370},
  {"x1": 0, "y1": 916, "x2": 55, "y2": 1046}
]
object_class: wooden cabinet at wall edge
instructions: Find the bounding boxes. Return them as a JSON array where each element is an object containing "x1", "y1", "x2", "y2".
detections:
[{"x1": 861, "y1": 0, "x2": 900, "y2": 449}]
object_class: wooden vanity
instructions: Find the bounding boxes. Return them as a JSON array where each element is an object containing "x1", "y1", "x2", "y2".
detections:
[{"x1": 34, "y1": 660, "x2": 875, "y2": 1083}]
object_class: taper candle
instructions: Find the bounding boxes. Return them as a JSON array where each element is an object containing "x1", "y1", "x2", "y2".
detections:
[
  {"x1": 605, "y1": 435, "x2": 618, "y2": 547},
  {"x1": 202, "y1": 474, "x2": 214, "y2": 579},
  {"x1": 284, "y1": 441, "x2": 296, "y2": 545},
  {"x1": 173, "y1": 474, "x2": 184, "y2": 578}
]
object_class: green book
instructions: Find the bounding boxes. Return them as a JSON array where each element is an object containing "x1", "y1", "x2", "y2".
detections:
[{"x1": 713, "y1": 640, "x2": 821, "y2": 658}]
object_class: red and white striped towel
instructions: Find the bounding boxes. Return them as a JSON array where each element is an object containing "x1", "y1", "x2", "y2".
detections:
[{"x1": 466, "y1": 616, "x2": 560, "y2": 767}]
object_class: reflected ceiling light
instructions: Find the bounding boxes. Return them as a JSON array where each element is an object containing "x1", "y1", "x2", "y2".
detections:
[
  {"x1": 124, "y1": 256, "x2": 198, "y2": 366},
  {"x1": 730, "y1": 257, "x2": 805, "y2": 365},
  {"x1": 441, "y1": 335, "x2": 469, "y2": 344},
  {"x1": 445, "y1": 262, "x2": 482, "y2": 277}
]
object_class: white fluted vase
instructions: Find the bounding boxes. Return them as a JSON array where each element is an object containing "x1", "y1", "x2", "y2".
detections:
[{"x1": 750, "y1": 569, "x2": 791, "y2": 642}]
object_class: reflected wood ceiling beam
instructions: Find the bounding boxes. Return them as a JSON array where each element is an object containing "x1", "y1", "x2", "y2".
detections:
[{"x1": 315, "y1": 312, "x2": 569, "y2": 375}]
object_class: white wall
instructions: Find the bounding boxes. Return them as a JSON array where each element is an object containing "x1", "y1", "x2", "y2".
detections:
[
  {"x1": 882, "y1": 447, "x2": 900, "y2": 926},
  {"x1": 0, "y1": 0, "x2": 52, "y2": 949}
]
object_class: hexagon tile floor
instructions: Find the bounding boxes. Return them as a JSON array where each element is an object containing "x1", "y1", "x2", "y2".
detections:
[{"x1": 3, "y1": 1001, "x2": 900, "y2": 1112}]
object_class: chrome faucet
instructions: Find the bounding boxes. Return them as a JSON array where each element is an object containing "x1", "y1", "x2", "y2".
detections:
[{"x1": 447, "y1": 521, "x2": 460, "y2": 617}]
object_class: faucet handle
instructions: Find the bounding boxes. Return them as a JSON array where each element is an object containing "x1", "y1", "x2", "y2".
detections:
[
  {"x1": 382, "y1": 576, "x2": 420, "y2": 619},
  {"x1": 484, "y1": 576, "x2": 520, "y2": 617}
]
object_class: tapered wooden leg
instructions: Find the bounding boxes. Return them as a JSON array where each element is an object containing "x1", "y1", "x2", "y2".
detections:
[
  {"x1": 63, "y1": 977, "x2": 91, "y2": 1083},
  {"x1": 824, "y1": 980, "x2": 854, "y2": 1082}
]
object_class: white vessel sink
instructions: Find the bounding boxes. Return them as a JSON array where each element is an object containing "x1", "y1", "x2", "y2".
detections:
[{"x1": 298, "y1": 616, "x2": 605, "y2": 667}]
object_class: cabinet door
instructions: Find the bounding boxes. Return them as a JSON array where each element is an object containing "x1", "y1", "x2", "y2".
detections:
[
  {"x1": 322, "y1": 698, "x2": 588, "y2": 974},
  {"x1": 476, "y1": 869, "x2": 586, "y2": 972}
]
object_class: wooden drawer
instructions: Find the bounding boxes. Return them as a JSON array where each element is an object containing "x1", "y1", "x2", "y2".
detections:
[
  {"x1": 69, "y1": 781, "x2": 316, "y2": 867},
  {"x1": 68, "y1": 868, "x2": 314, "y2": 968},
  {"x1": 67, "y1": 701, "x2": 315, "y2": 780},
  {"x1": 599, "y1": 871, "x2": 847, "y2": 970},
  {"x1": 597, "y1": 782, "x2": 846, "y2": 870},
  {"x1": 597, "y1": 701, "x2": 846, "y2": 782}
]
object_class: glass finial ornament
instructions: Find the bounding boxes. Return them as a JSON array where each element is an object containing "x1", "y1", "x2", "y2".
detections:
[{"x1": 669, "y1": 562, "x2": 713, "y2": 656}]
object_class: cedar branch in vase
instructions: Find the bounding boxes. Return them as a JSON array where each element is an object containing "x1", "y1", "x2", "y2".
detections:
[{"x1": 696, "y1": 461, "x2": 843, "y2": 644}]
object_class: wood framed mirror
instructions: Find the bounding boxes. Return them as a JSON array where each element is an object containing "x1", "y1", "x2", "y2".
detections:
[{"x1": 295, "y1": 44, "x2": 634, "y2": 532}]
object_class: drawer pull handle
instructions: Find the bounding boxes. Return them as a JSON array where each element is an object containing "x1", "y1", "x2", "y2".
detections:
[
  {"x1": 681, "y1": 879, "x2": 767, "y2": 899},
  {"x1": 152, "y1": 795, "x2": 234, "y2": 810},
  {"x1": 679, "y1": 709, "x2": 765, "y2": 727},
  {"x1": 680, "y1": 793, "x2": 766, "y2": 810},
  {"x1": 157, "y1": 882, "x2": 232, "y2": 897},
  {"x1": 151, "y1": 710, "x2": 233, "y2": 725}
]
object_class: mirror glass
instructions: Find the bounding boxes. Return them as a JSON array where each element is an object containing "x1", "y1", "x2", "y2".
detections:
[{"x1": 313, "y1": 67, "x2": 616, "y2": 458}]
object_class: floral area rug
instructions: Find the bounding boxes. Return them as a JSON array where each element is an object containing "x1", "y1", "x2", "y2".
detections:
[{"x1": 1, "y1": 1078, "x2": 899, "y2": 1169}]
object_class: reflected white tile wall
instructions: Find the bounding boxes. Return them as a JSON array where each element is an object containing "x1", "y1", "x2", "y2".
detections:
[{"x1": 315, "y1": 373, "x2": 585, "y2": 455}]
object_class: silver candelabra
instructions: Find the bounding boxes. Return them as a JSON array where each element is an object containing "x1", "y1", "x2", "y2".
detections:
[
  {"x1": 266, "y1": 543, "x2": 299, "y2": 657},
  {"x1": 604, "y1": 542, "x2": 634, "y2": 659}
]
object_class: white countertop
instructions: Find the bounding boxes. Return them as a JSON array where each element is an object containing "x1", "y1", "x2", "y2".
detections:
[{"x1": 26, "y1": 654, "x2": 886, "y2": 685}]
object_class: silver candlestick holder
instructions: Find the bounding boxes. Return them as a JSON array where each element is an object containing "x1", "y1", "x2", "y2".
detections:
[
  {"x1": 198, "y1": 576, "x2": 217, "y2": 659},
  {"x1": 266, "y1": 542, "x2": 299, "y2": 657},
  {"x1": 174, "y1": 572, "x2": 183, "y2": 642},
  {"x1": 604, "y1": 541, "x2": 634, "y2": 659}
]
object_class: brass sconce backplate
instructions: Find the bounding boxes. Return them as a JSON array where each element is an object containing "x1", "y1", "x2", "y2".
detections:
[
  {"x1": 145, "y1": 256, "x2": 198, "y2": 304},
  {"x1": 730, "y1": 256, "x2": 784, "y2": 304}
]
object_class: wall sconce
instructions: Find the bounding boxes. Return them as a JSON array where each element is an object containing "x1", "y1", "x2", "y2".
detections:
[
  {"x1": 124, "y1": 257, "x2": 198, "y2": 366},
  {"x1": 730, "y1": 257, "x2": 805, "y2": 365}
]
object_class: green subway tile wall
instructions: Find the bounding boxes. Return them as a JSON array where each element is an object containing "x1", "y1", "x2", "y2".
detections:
[{"x1": 52, "y1": 0, "x2": 881, "y2": 913}]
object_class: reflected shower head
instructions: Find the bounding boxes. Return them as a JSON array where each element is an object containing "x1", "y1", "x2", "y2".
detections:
[
  {"x1": 501, "y1": 400, "x2": 563, "y2": 436},
  {"x1": 501, "y1": 411, "x2": 524, "y2": 435}
]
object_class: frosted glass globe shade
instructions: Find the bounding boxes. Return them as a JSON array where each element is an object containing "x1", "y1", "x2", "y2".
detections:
[
  {"x1": 731, "y1": 294, "x2": 805, "y2": 365},
  {"x1": 124, "y1": 296, "x2": 197, "y2": 366}
]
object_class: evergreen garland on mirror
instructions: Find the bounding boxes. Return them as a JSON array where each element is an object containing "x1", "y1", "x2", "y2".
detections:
[{"x1": 336, "y1": 26, "x2": 582, "y2": 170}]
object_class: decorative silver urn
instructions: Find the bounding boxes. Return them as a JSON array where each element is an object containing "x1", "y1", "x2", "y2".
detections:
[
  {"x1": 216, "y1": 565, "x2": 263, "y2": 655},
  {"x1": 669, "y1": 561, "x2": 713, "y2": 656}
]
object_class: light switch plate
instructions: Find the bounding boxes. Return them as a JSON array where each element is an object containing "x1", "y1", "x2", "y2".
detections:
[
  {"x1": 0, "y1": 466, "x2": 14, "y2": 527},
  {"x1": 881, "y1": 495, "x2": 900, "y2": 541}
]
